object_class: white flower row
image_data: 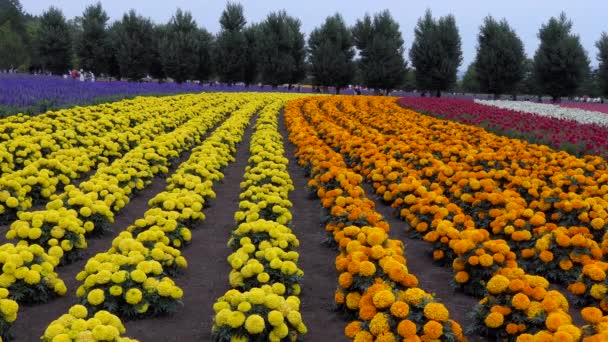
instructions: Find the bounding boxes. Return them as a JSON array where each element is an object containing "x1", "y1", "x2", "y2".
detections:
[{"x1": 475, "y1": 99, "x2": 608, "y2": 126}]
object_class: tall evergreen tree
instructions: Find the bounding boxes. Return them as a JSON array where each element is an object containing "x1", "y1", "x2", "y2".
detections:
[
  {"x1": 256, "y1": 11, "x2": 306, "y2": 87},
  {"x1": 195, "y1": 27, "x2": 214, "y2": 83},
  {"x1": 353, "y1": 10, "x2": 406, "y2": 94},
  {"x1": 308, "y1": 14, "x2": 355, "y2": 94},
  {"x1": 533, "y1": 13, "x2": 589, "y2": 102},
  {"x1": 410, "y1": 9, "x2": 463, "y2": 96},
  {"x1": 36, "y1": 7, "x2": 72, "y2": 74},
  {"x1": 597, "y1": 32, "x2": 608, "y2": 97},
  {"x1": 111, "y1": 10, "x2": 155, "y2": 81},
  {"x1": 474, "y1": 16, "x2": 525, "y2": 98},
  {"x1": 0, "y1": 0, "x2": 26, "y2": 39},
  {"x1": 160, "y1": 9, "x2": 199, "y2": 83},
  {"x1": 214, "y1": 2, "x2": 247, "y2": 84},
  {"x1": 149, "y1": 24, "x2": 167, "y2": 81},
  {"x1": 77, "y1": 2, "x2": 110, "y2": 74}
]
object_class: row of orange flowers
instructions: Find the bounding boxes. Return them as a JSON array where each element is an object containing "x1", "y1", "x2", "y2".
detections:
[
  {"x1": 286, "y1": 98, "x2": 467, "y2": 341},
  {"x1": 292, "y1": 95, "x2": 608, "y2": 341}
]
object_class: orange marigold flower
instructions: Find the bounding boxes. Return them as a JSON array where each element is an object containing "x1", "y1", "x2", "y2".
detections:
[
  {"x1": 346, "y1": 292, "x2": 362, "y2": 310},
  {"x1": 484, "y1": 312, "x2": 504, "y2": 328},
  {"x1": 591, "y1": 217, "x2": 605, "y2": 230},
  {"x1": 581, "y1": 307, "x2": 603, "y2": 324},
  {"x1": 359, "y1": 304, "x2": 377, "y2": 321},
  {"x1": 345, "y1": 321, "x2": 362, "y2": 338},
  {"x1": 423, "y1": 320, "x2": 443, "y2": 339},
  {"x1": 567, "y1": 282, "x2": 587, "y2": 295},
  {"x1": 512, "y1": 293, "x2": 531, "y2": 311},
  {"x1": 390, "y1": 301, "x2": 410, "y2": 319},
  {"x1": 559, "y1": 259, "x2": 573, "y2": 271},
  {"x1": 506, "y1": 323, "x2": 519, "y2": 335},
  {"x1": 454, "y1": 271, "x2": 469, "y2": 284},
  {"x1": 539, "y1": 250, "x2": 554, "y2": 263},
  {"x1": 509, "y1": 279, "x2": 525, "y2": 292},
  {"x1": 545, "y1": 312, "x2": 569, "y2": 331},
  {"x1": 339, "y1": 272, "x2": 354, "y2": 289},
  {"x1": 397, "y1": 320, "x2": 417, "y2": 338},
  {"x1": 335, "y1": 289, "x2": 345, "y2": 304},
  {"x1": 468, "y1": 255, "x2": 480, "y2": 266},
  {"x1": 423, "y1": 303, "x2": 449, "y2": 322}
]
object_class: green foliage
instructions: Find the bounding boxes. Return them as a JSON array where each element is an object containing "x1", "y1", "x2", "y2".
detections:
[
  {"x1": 160, "y1": 9, "x2": 200, "y2": 83},
  {"x1": 533, "y1": 12, "x2": 590, "y2": 101},
  {"x1": 76, "y1": 2, "x2": 110, "y2": 75},
  {"x1": 353, "y1": 10, "x2": 406, "y2": 93},
  {"x1": 461, "y1": 62, "x2": 480, "y2": 93},
  {"x1": 0, "y1": 0, "x2": 26, "y2": 39},
  {"x1": 256, "y1": 10, "x2": 306, "y2": 87},
  {"x1": 35, "y1": 7, "x2": 72, "y2": 74},
  {"x1": 148, "y1": 24, "x2": 166, "y2": 81},
  {"x1": 0, "y1": 20, "x2": 28, "y2": 69},
  {"x1": 410, "y1": 9, "x2": 462, "y2": 96},
  {"x1": 597, "y1": 32, "x2": 608, "y2": 97},
  {"x1": 474, "y1": 16, "x2": 525, "y2": 97},
  {"x1": 308, "y1": 14, "x2": 355, "y2": 93},
  {"x1": 111, "y1": 10, "x2": 155, "y2": 81}
]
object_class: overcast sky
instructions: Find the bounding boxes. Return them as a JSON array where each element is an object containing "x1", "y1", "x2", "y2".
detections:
[{"x1": 20, "y1": 0, "x2": 608, "y2": 71}]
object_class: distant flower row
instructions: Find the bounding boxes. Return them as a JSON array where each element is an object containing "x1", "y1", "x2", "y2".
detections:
[{"x1": 477, "y1": 99, "x2": 608, "y2": 126}]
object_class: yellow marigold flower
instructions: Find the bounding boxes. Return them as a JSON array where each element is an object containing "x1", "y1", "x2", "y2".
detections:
[
  {"x1": 68, "y1": 305, "x2": 88, "y2": 319},
  {"x1": 125, "y1": 288, "x2": 142, "y2": 305},
  {"x1": 353, "y1": 331, "x2": 373, "y2": 342},
  {"x1": 484, "y1": 312, "x2": 504, "y2": 328},
  {"x1": 591, "y1": 217, "x2": 605, "y2": 230},
  {"x1": 486, "y1": 275, "x2": 510, "y2": 295},
  {"x1": 423, "y1": 302, "x2": 449, "y2": 322},
  {"x1": 267, "y1": 310, "x2": 284, "y2": 327},
  {"x1": 359, "y1": 261, "x2": 376, "y2": 277},
  {"x1": 369, "y1": 313, "x2": 390, "y2": 336},
  {"x1": 479, "y1": 254, "x2": 494, "y2": 267},
  {"x1": 590, "y1": 284, "x2": 607, "y2": 299},
  {"x1": 87, "y1": 289, "x2": 105, "y2": 306},
  {"x1": 423, "y1": 320, "x2": 443, "y2": 339},
  {"x1": 372, "y1": 290, "x2": 395, "y2": 309},
  {"x1": 402, "y1": 288, "x2": 428, "y2": 305},
  {"x1": 227, "y1": 311, "x2": 246, "y2": 328},
  {"x1": 244, "y1": 314, "x2": 265, "y2": 334}
]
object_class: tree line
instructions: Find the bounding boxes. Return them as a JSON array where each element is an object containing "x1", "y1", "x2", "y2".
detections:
[{"x1": 2, "y1": 0, "x2": 608, "y2": 100}]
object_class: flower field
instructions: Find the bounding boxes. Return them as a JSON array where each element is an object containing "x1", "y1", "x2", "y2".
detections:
[{"x1": 4, "y1": 92, "x2": 608, "y2": 341}]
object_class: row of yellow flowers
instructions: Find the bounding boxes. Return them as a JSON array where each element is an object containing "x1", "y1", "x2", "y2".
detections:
[
  {"x1": 285, "y1": 98, "x2": 467, "y2": 342},
  {"x1": 212, "y1": 99, "x2": 308, "y2": 341},
  {"x1": 0, "y1": 94, "x2": 229, "y2": 224},
  {"x1": 294, "y1": 96, "x2": 608, "y2": 341},
  {"x1": 40, "y1": 95, "x2": 282, "y2": 341}
]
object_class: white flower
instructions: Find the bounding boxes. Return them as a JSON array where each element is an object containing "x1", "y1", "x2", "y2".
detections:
[{"x1": 475, "y1": 99, "x2": 608, "y2": 126}]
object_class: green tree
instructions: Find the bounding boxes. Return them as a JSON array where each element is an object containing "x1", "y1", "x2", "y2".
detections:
[
  {"x1": 597, "y1": 32, "x2": 608, "y2": 97},
  {"x1": 308, "y1": 14, "x2": 355, "y2": 94},
  {"x1": 410, "y1": 9, "x2": 463, "y2": 97},
  {"x1": 148, "y1": 24, "x2": 166, "y2": 81},
  {"x1": 160, "y1": 9, "x2": 199, "y2": 83},
  {"x1": 36, "y1": 7, "x2": 72, "y2": 74},
  {"x1": 256, "y1": 11, "x2": 306, "y2": 87},
  {"x1": 214, "y1": 2, "x2": 247, "y2": 84},
  {"x1": 111, "y1": 10, "x2": 155, "y2": 81},
  {"x1": 533, "y1": 13, "x2": 589, "y2": 102},
  {"x1": 76, "y1": 2, "x2": 110, "y2": 75},
  {"x1": 243, "y1": 24, "x2": 259, "y2": 86},
  {"x1": 0, "y1": 0, "x2": 26, "y2": 39},
  {"x1": 195, "y1": 27, "x2": 214, "y2": 83},
  {"x1": 0, "y1": 20, "x2": 28, "y2": 69},
  {"x1": 353, "y1": 11, "x2": 406, "y2": 94},
  {"x1": 461, "y1": 62, "x2": 480, "y2": 93},
  {"x1": 474, "y1": 16, "x2": 525, "y2": 98}
]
